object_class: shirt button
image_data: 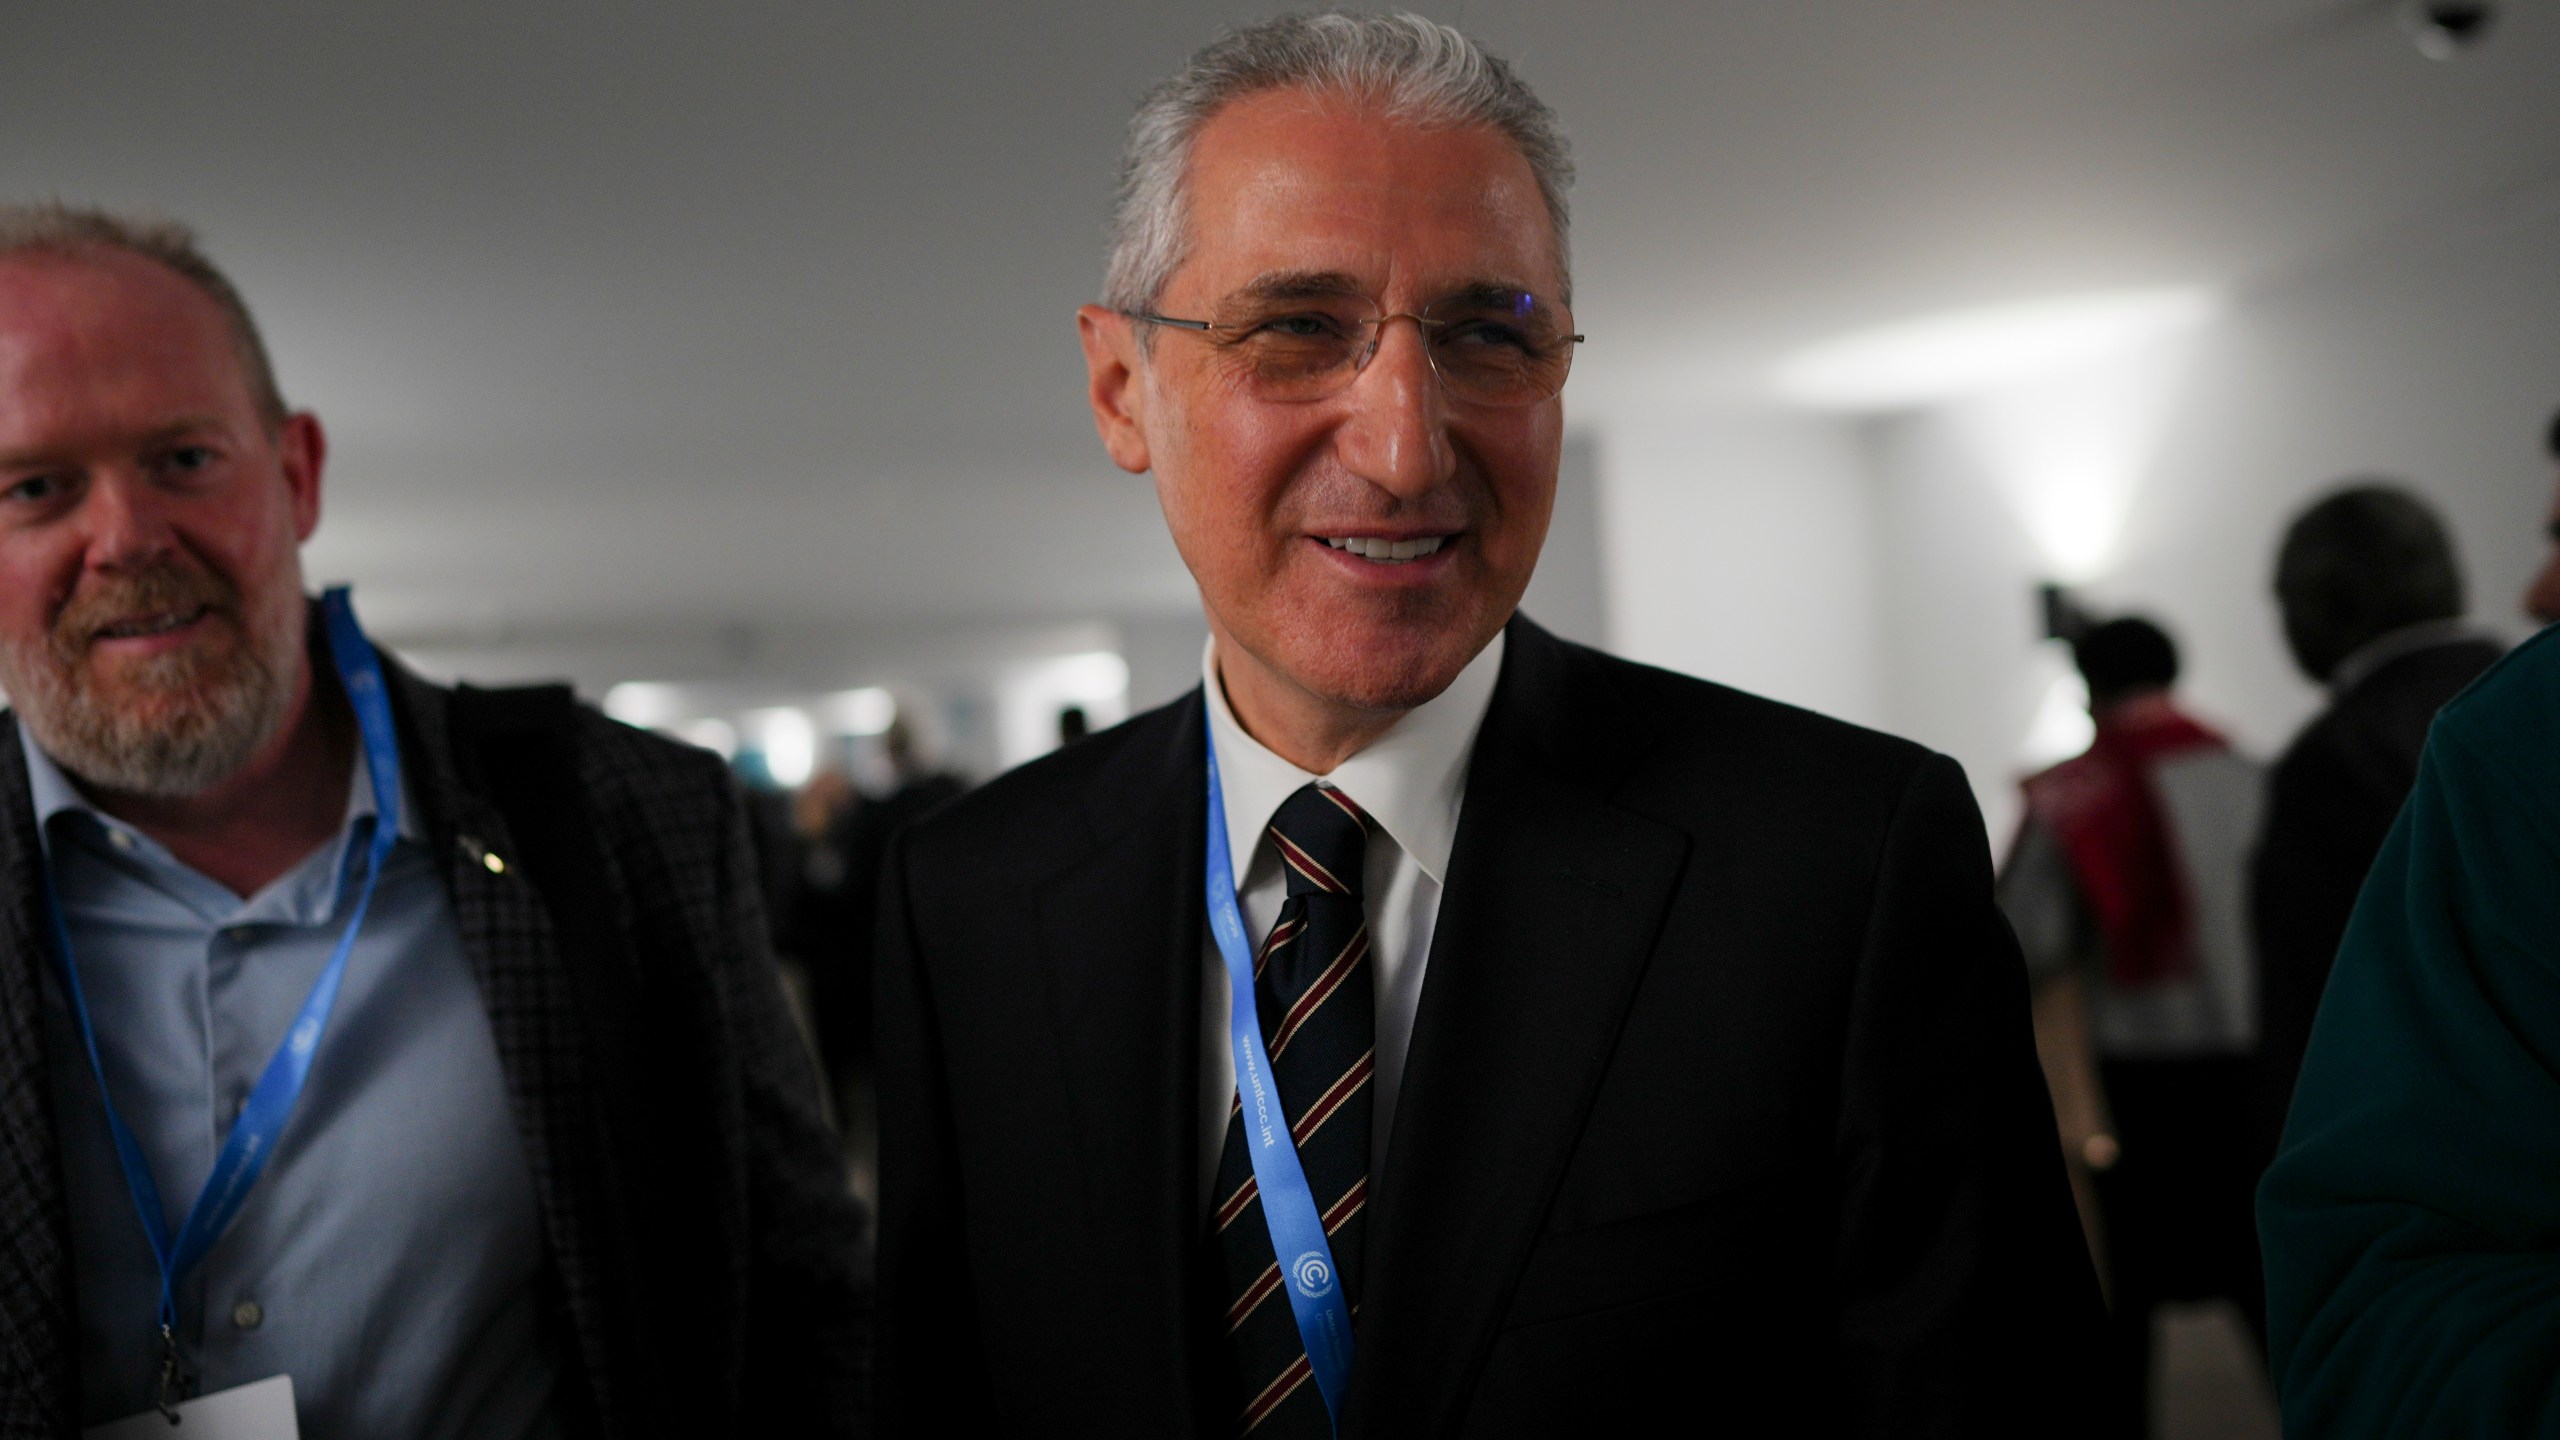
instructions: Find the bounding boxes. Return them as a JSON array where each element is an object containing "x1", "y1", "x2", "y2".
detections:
[
  {"x1": 107, "y1": 828, "x2": 136, "y2": 853},
  {"x1": 231, "y1": 1300, "x2": 263, "y2": 1331}
]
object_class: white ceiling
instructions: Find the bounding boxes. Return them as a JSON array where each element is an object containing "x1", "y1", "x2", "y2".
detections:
[{"x1": 6, "y1": 1, "x2": 2556, "y2": 663}]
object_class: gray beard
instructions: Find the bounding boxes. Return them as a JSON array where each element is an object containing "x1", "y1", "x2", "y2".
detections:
[{"x1": 2, "y1": 581, "x2": 306, "y2": 800}]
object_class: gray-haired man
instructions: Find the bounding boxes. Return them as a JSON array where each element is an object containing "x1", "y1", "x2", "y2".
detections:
[
  {"x1": 875, "y1": 13, "x2": 2099, "y2": 1436},
  {"x1": 0, "y1": 206, "x2": 867, "y2": 1437}
]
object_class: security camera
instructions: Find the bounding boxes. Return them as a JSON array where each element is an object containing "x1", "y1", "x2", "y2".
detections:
[{"x1": 2401, "y1": 0, "x2": 2496, "y2": 60}]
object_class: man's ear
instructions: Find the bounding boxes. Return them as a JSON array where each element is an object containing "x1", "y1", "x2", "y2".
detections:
[
  {"x1": 1077, "y1": 305, "x2": 1152, "y2": 475},
  {"x1": 279, "y1": 411, "x2": 327, "y2": 542}
]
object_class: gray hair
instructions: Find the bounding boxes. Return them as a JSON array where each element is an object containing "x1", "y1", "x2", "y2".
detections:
[
  {"x1": 0, "y1": 201, "x2": 287, "y2": 429},
  {"x1": 1102, "y1": 10, "x2": 1574, "y2": 318}
]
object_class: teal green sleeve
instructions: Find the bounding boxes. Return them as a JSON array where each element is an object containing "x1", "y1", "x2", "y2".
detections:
[{"x1": 2260, "y1": 634, "x2": 2560, "y2": 1437}]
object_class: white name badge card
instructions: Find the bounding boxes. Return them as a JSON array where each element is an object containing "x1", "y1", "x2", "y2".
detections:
[{"x1": 85, "y1": 1376, "x2": 298, "y2": 1440}]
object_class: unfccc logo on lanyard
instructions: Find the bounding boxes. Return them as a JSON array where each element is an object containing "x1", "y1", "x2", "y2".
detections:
[{"x1": 1290, "y1": 1251, "x2": 1336, "y2": 1300}]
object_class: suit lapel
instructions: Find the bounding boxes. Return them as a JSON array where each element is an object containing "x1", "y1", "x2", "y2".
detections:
[
  {"x1": 1037, "y1": 694, "x2": 1215, "y2": 1416},
  {"x1": 0, "y1": 717, "x2": 77, "y2": 1431},
  {"x1": 386, "y1": 672, "x2": 630, "y2": 1429},
  {"x1": 1345, "y1": 621, "x2": 1690, "y2": 1435}
]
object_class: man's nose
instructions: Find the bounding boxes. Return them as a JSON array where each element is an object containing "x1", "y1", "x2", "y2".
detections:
[
  {"x1": 81, "y1": 472, "x2": 180, "y2": 570},
  {"x1": 1335, "y1": 318, "x2": 1456, "y2": 500}
]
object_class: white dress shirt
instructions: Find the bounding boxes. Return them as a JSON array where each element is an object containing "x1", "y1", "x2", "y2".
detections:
[{"x1": 1197, "y1": 631, "x2": 1505, "y2": 1209}]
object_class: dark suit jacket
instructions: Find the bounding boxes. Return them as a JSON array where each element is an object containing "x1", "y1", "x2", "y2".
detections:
[
  {"x1": 876, "y1": 617, "x2": 2100, "y2": 1437},
  {"x1": 0, "y1": 662, "x2": 869, "y2": 1438},
  {"x1": 2250, "y1": 635, "x2": 2502, "y2": 1162}
]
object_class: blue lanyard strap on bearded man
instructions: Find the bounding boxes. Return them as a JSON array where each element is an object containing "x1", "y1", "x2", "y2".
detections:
[{"x1": 42, "y1": 585, "x2": 403, "y2": 1418}]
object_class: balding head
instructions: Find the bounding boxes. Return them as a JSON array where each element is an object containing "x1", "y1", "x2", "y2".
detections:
[{"x1": 0, "y1": 202, "x2": 286, "y2": 432}]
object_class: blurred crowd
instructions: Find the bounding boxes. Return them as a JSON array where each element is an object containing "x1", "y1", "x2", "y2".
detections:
[{"x1": 1995, "y1": 431, "x2": 2560, "y2": 1432}]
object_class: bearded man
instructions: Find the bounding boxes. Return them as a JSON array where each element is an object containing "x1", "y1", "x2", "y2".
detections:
[
  {"x1": 0, "y1": 205, "x2": 867, "y2": 1439},
  {"x1": 873, "y1": 13, "x2": 2100, "y2": 1437}
]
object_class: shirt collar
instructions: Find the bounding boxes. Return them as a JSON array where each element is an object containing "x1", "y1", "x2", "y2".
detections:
[
  {"x1": 2327, "y1": 618, "x2": 2488, "y2": 698},
  {"x1": 1202, "y1": 629, "x2": 1504, "y2": 886},
  {"x1": 18, "y1": 717, "x2": 419, "y2": 865}
]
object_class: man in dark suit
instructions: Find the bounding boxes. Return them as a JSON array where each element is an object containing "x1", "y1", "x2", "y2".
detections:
[
  {"x1": 874, "y1": 13, "x2": 2099, "y2": 1436},
  {"x1": 2252, "y1": 484, "x2": 2501, "y2": 1167},
  {"x1": 0, "y1": 204, "x2": 866, "y2": 1436}
]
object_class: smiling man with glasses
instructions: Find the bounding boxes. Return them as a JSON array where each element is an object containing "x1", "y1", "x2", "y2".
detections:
[{"x1": 874, "y1": 13, "x2": 2100, "y2": 1436}]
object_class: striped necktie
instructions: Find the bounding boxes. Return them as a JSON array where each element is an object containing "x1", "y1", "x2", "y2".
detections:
[{"x1": 1209, "y1": 781, "x2": 1376, "y2": 1436}]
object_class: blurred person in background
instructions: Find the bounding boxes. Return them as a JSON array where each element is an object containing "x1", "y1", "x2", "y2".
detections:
[
  {"x1": 787, "y1": 720, "x2": 960, "y2": 1139},
  {"x1": 2000, "y1": 616, "x2": 2266, "y2": 1436},
  {"x1": 2257, "y1": 619, "x2": 2560, "y2": 1430},
  {"x1": 862, "y1": 714, "x2": 967, "y2": 860},
  {"x1": 875, "y1": 12, "x2": 2098, "y2": 1436},
  {"x1": 2250, "y1": 485, "x2": 2498, "y2": 1176},
  {"x1": 2525, "y1": 407, "x2": 2560, "y2": 625},
  {"x1": 781, "y1": 766, "x2": 862, "y2": 1096},
  {"x1": 0, "y1": 204, "x2": 867, "y2": 1437}
]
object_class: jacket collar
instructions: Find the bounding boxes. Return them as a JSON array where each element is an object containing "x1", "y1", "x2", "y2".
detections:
[{"x1": 2327, "y1": 619, "x2": 2494, "y2": 698}]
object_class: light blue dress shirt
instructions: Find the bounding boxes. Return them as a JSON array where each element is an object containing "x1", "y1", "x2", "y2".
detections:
[{"x1": 28, "y1": 726, "x2": 559, "y2": 1438}]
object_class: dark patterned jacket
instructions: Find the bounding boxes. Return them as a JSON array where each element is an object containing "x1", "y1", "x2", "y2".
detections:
[{"x1": 0, "y1": 661, "x2": 870, "y2": 1437}]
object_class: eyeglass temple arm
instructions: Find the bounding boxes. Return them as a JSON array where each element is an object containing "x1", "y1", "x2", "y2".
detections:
[{"x1": 1126, "y1": 311, "x2": 1216, "y2": 332}]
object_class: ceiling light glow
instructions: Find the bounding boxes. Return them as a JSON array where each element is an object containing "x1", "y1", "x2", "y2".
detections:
[
  {"x1": 676, "y1": 717, "x2": 738, "y2": 761},
  {"x1": 748, "y1": 707, "x2": 818, "y2": 787},
  {"x1": 823, "y1": 686, "x2": 898, "y2": 737},
  {"x1": 603, "y1": 681, "x2": 686, "y2": 730},
  {"x1": 1950, "y1": 334, "x2": 2201, "y2": 581},
  {"x1": 1050, "y1": 651, "x2": 1132, "y2": 705}
]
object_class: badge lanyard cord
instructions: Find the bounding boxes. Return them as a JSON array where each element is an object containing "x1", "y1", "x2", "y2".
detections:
[
  {"x1": 1205, "y1": 730, "x2": 1356, "y2": 1432},
  {"x1": 43, "y1": 587, "x2": 401, "y2": 1418}
]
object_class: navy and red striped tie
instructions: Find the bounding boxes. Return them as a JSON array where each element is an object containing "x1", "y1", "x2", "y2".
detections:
[{"x1": 1209, "y1": 782, "x2": 1376, "y2": 1435}]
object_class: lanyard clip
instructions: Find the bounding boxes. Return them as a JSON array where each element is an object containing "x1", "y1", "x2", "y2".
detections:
[{"x1": 155, "y1": 1322, "x2": 189, "y2": 1421}]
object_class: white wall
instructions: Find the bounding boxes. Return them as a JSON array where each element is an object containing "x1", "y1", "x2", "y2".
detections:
[
  {"x1": 1519, "y1": 434, "x2": 1613, "y2": 649},
  {"x1": 1863, "y1": 406, "x2": 2069, "y2": 844},
  {"x1": 1595, "y1": 406, "x2": 1883, "y2": 729}
]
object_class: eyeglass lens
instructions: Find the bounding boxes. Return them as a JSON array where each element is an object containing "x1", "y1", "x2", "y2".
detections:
[{"x1": 1202, "y1": 288, "x2": 1576, "y2": 406}]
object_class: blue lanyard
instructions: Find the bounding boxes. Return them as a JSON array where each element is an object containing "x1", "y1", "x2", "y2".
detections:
[
  {"x1": 1204, "y1": 729, "x2": 1356, "y2": 1431},
  {"x1": 43, "y1": 586, "x2": 402, "y2": 1373}
]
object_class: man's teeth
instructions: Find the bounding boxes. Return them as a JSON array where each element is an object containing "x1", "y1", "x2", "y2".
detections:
[{"x1": 1323, "y1": 535, "x2": 1446, "y2": 563}]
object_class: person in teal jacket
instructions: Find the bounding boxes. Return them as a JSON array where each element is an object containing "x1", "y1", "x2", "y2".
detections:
[{"x1": 2259, "y1": 620, "x2": 2557, "y2": 1432}]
